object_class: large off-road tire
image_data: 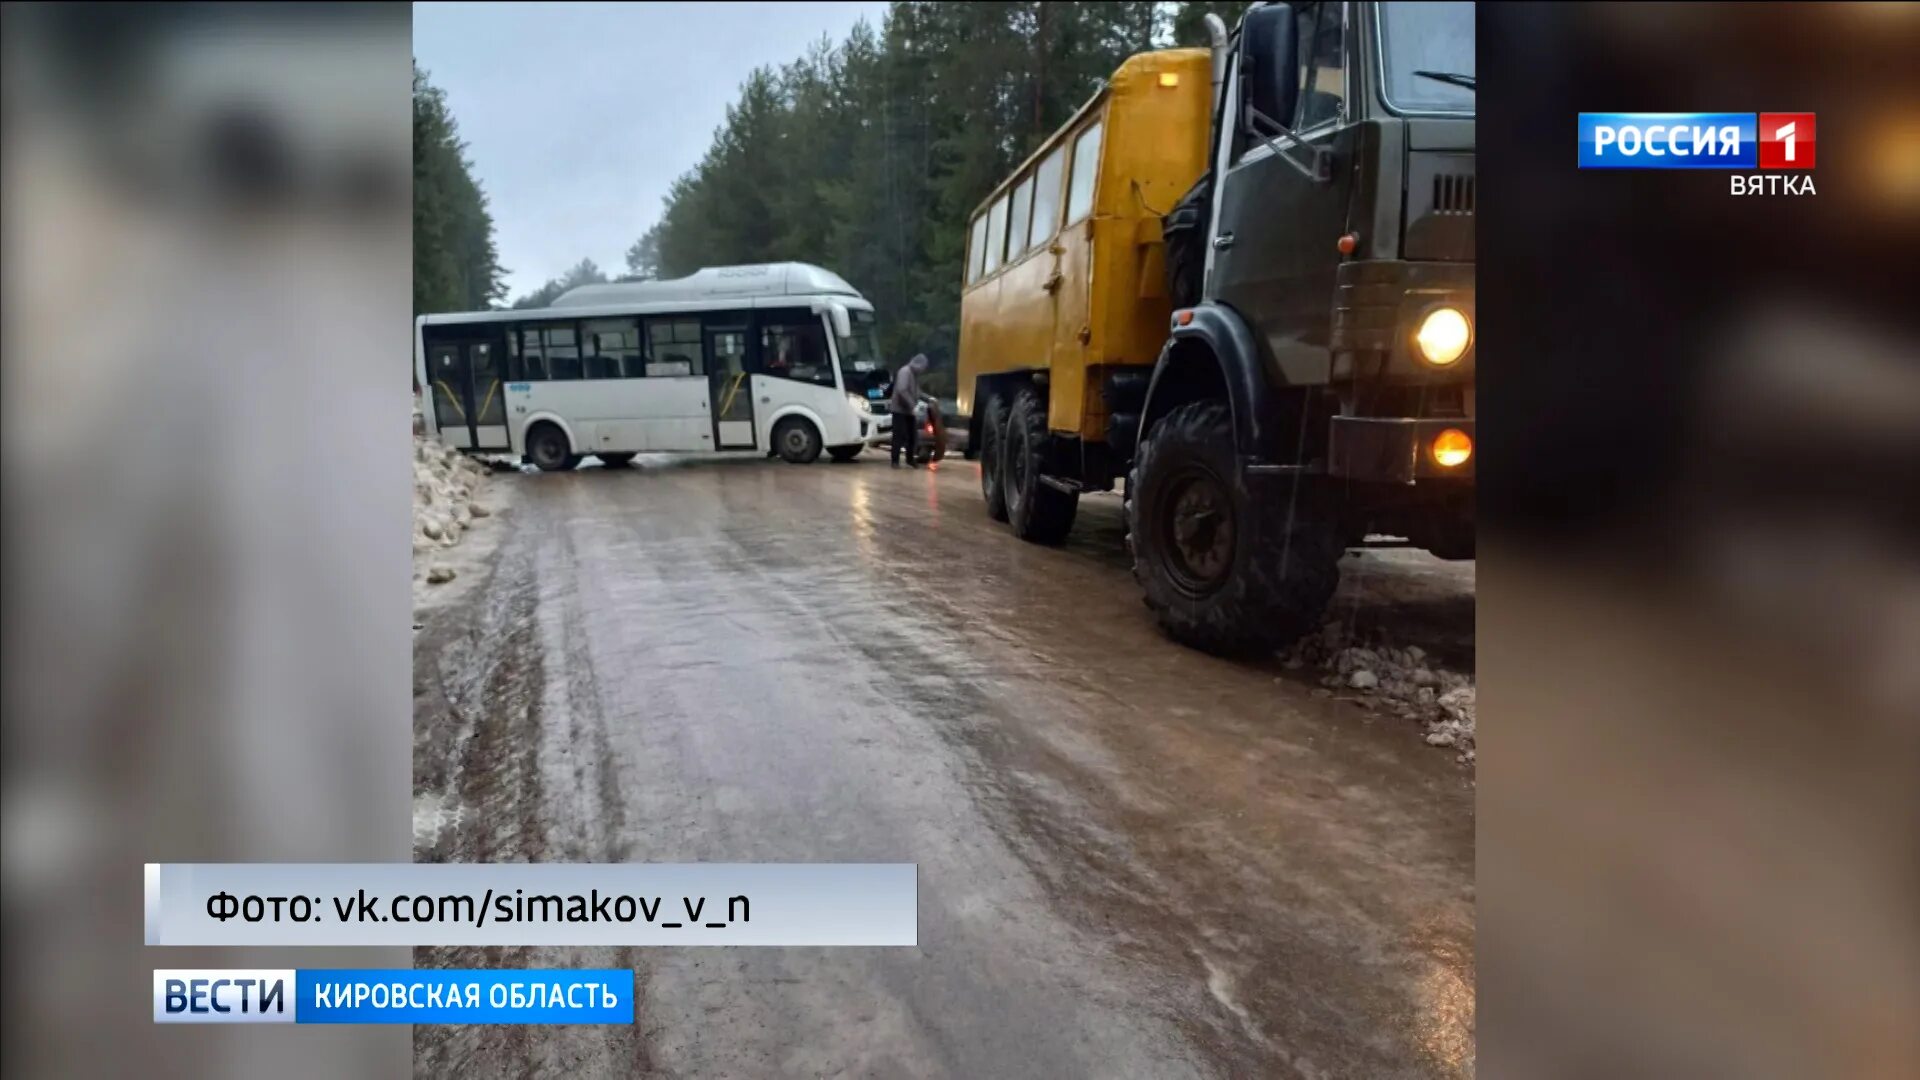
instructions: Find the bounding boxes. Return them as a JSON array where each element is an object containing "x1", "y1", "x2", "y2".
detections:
[
  {"x1": 828, "y1": 445, "x2": 863, "y2": 463},
  {"x1": 1128, "y1": 400, "x2": 1342, "y2": 655},
  {"x1": 773, "y1": 417, "x2": 823, "y2": 464},
  {"x1": 597, "y1": 452, "x2": 636, "y2": 468},
  {"x1": 525, "y1": 422, "x2": 575, "y2": 472},
  {"x1": 1002, "y1": 388, "x2": 1077, "y2": 545},
  {"x1": 977, "y1": 392, "x2": 1010, "y2": 521},
  {"x1": 1163, "y1": 171, "x2": 1211, "y2": 310}
]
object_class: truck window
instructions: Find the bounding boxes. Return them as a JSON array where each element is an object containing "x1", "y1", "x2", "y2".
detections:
[
  {"x1": 1007, "y1": 174, "x2": 1034, "y2": 265},
  {"x1": 968, "y1": 213, "x2": 989, "y2": 283},
  {"x1": 983, "y1": 193, "x2": 1010, "y2": 276},
  {"x1": 1026, "y1": 144, "x2": 1066, "y2": 251},
  {"x1": 1296, "y1": 2, "x2": 1346, "y2": 130},
  {"x1": 1380, "y1": 1, "x2": 1475, "y2": 114},
  {"x1": 1066, "y1": 121, "x2": 1102, "y2": 224}
]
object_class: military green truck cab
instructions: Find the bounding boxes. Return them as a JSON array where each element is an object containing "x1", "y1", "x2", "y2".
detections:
[{"x1": 1126, "y1": 0, "x2": 1476, "y2": 653}]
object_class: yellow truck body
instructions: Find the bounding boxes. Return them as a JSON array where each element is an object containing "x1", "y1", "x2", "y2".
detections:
[{"x1": 957, "y1": 48, "x2": 1213, "y2": 440}]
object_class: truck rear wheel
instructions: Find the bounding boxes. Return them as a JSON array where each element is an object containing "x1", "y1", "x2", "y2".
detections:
[
  {"x1": 1128, "y1": 400, "x2": 1341, "y2": 654},
  {"x1": 978, "y1": 392, "x2": 1010, "y2": 521},
  {"x1": 1003, "y1": 388, "x2": 1077, "y2": 544}
]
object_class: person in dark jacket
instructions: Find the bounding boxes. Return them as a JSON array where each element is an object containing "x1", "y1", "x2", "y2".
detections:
[{"x1": 889, "y1": 353, "x2": 930, "y2": 468}]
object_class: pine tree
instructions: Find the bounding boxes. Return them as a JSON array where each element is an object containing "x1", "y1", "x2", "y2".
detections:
[
  {"x1": 1169, "y1": 0, "x2": 1250, "y2": 47},
  {"x1": 615, "y1": 1, "x2": 1204, "y2": 366},
  {"x1": 511, "y1": 258, "x2": 608, "y2": 310},
  {"x1": 413, "y1": 64, "x2": 506, "y2": 314}
]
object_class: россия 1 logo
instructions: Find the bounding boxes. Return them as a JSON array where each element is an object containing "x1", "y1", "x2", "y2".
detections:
[{"x1": 1578, "y1": 112, "x2": 1815, "y2": 195}]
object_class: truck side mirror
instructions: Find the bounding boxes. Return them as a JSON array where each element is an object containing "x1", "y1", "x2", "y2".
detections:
[{"x1": 1239, "y1": 4, "x2": 1299, "y2": 139}]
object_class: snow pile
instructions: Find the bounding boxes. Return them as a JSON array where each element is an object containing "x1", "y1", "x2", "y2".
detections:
[
  {"x1": 1286, "y1": 623, "x2": 1477, "y2": 763},
  {"x1": 413, "y1": 435, "x2": 492, "y2": 574}
]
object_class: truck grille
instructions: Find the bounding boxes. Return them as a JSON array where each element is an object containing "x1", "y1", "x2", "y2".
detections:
[{"x1": 1432, "y1": 173, "x2": 1475, "y2": 216}]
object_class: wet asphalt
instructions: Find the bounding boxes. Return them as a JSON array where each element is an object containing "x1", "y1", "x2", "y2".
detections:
[{"x1": 413, "y1": 451, "x2": 1475, "y2": 1078}]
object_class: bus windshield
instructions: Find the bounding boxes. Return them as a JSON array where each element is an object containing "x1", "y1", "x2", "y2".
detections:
[
  {"x1": 1380, "y1": 1, "x2": 1475, "y2": 115},
  {"x1": 838, "y1": 309, "x2": 889, "y2": 401}
]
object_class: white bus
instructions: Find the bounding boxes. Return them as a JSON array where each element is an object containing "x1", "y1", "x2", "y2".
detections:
[{"x1": 415, "y1": 262, "x2": 893, "y2": 470}]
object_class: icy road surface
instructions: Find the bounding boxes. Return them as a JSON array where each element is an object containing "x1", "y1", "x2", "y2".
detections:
[{"x1": 413, "y1": 453, "x2": 1475, "y2": 1078}]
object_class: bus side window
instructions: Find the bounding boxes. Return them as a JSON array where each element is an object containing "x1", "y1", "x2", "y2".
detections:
[
  {"x1": 646, "y1": 319, "x2": 705, "y2": 377},
  {"x1": 545, "y1": 325, "x2": 581, "y2": 380},
  {"x1": 584, "y1": 318, "x2": 639, "y2": 378},
  {"x1": 521, "y1": 327, "x2": 547, "y2": 380}
]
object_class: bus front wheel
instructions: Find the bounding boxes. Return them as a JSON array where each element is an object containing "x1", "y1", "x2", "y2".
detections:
[
  {"x1": 525, "y1": 423, "x2": 575, "y2": 472},
  {"x1": 774, "y1": 417, "x2": 823, "y2": 464}
]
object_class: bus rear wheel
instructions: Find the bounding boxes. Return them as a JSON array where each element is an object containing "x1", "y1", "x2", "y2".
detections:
[
  {"x1": 774, "y1": 417, "x2": 822, "y2": 464},
  {"x1": 978, "y1": 391, "x2": 1010, "y2": 521},
  {"x1": 526, "y1": 423, "x2": 575, "y2": 472},
  {"x1": 1002, "y1": 388, "x2": 1076, "y2": 544},
  {"x1": 1128, "y1": 400, "x2": 1341, "y2": 655}
]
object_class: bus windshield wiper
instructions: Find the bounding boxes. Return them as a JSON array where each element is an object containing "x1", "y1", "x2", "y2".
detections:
[{"x1": 1413, "y1": 70, "x2": 1476, "y2": 91}]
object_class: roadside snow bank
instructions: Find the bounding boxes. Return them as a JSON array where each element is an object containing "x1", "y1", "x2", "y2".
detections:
[
  {"x1": 1286, "y1": 623, "x2": 1477, "y2": 763},
  {"x1": 413, "y1": 435, "x2": 492, "y2": 579}
]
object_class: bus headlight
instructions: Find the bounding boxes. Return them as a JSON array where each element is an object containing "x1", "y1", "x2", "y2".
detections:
[{"x1": 1415, "y1": 307, "x2": 1472, "y2": 366}]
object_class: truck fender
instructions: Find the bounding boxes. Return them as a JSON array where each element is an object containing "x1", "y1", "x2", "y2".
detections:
[{"x1": 1136, "y1": 302, "x2": 1286, "y2": 461}]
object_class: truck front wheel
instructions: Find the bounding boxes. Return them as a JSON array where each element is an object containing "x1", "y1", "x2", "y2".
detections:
[{"x1": 1128, "y1": 400, "x2": 1341, "y2": 655}]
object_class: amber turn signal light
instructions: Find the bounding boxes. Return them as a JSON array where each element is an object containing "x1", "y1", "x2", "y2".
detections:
[
  {"x1": 1337, "y1": 232, "x2": 1358, "y2": 255},
  {"x1": 1431, "y1": 429, "x2": 1472, "y2": 468}
]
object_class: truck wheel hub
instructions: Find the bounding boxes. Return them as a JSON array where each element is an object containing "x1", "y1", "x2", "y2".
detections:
[{"x1": 1163, "y1": 471, "x2": 1234, "y2": 594}]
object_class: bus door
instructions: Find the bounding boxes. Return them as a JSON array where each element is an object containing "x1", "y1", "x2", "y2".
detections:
[
  {"x1": 426, "y1": 337, "x2": 510, "y2": 451},
  {"x1": 706, "y1": 325, "x2": 755, "y2": 449}
]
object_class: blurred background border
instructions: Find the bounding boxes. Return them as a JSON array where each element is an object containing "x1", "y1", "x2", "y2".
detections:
[
  {"x1": 1478, "y1": 2, "x2": 1919, "y2": 1076},
  {"x1": 3, "y1": 3, "x2": 414, "y2": 1077}
]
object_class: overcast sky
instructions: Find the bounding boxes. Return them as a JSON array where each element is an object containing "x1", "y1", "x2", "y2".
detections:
[{"x1": 414, "y1": 1, "x2": 888, "y2": 302}]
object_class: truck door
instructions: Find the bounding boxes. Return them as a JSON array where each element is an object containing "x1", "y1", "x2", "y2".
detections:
[{"x1": 1210, "y1": 1, "x2": 1354, "y2": 386}]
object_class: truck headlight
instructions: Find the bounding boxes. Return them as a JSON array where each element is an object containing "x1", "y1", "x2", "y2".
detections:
[
  {"x1": 1431, "y1": 428, "x2": 1473, "y2": 467},
  {"x1": 1416, "y1": 307, "x2": 1472, "y2": 366}
]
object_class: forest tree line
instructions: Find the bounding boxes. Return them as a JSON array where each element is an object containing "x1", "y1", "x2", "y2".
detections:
[{"x1": 414, "y1": 2, "x2": 1251, "y2": 380}]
